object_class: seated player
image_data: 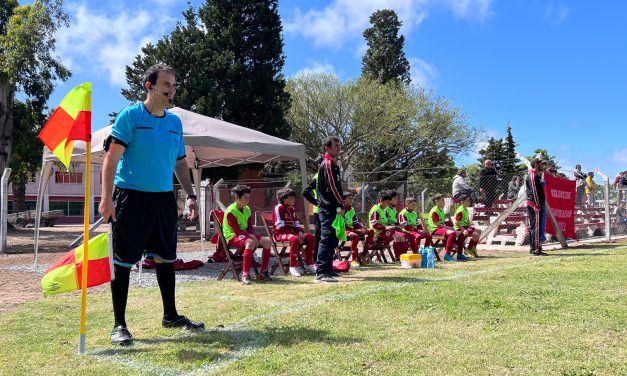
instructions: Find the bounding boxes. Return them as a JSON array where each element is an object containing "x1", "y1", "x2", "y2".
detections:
[
  {"x1": 427, "y1": 194, "x2": 466, "y2": 262},
  {"x1": 343, "y1": 192, "x2": 374, "y2": 267},
  {"x1": 453, "y1": 194, "x2": 481, "y2": 257},
  {"x1": 385, "y1": 190, "x2": 408, "y2": 259},
  {"x1": 272, "y1": 188, "x2": 317, "y2": 277},
  {"x1": 369, "y1": 191, "x2": 404, "y2": 259},
  {"x1": 222, "y1": 185, "x2": 273, "y2": 284},
  {"x1": 398, "y1": 197, "x2": 433, "y2": 253}
]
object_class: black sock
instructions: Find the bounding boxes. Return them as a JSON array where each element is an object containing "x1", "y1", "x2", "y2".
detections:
[
  {"x1": 156, "y1": 262, "x2": 178, "y2": 320},
  {"x1": 111, "y1": 264, "x2": 131, "y2": 328}
]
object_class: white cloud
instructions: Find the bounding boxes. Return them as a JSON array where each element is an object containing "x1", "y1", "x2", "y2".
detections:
[
  {"x1": 409, "y1": 57, "x2": 437, "y2": 87},
  {"x1": 545, "y1": 3, "x2": 570, "y2": 25},
  {"x1": 284, "y1": 0, "x2": 494, "y2": 49},
  {"x1": 294, "y1": 61, "x2": 338, "y2": 77},
  {"x1": 55, "y1": 2, "x2": 176, "y2": 86}
]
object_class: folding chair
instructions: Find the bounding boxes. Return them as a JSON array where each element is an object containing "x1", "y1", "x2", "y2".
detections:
[
  {"x1": 418, "y1": 214, "x2": 443, "y2": 262},
  {"x1": 210, "y1": 210, "x2": 258, "y2": 281},
  {"x1": 258, "y1": 211, "x2": 291, "y2": 276}
]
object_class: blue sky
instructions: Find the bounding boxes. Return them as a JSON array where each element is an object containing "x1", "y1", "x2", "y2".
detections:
[{"x1": 44, "y1": 0, "x2": 627, "y2": 177}]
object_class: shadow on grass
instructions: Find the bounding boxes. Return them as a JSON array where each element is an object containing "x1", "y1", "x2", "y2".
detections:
[{"x1": 90, "y1": 325, "x2": 360, "y2": 369}]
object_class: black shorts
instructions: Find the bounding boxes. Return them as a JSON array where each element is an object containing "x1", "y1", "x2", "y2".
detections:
[{"x1": 112, "y1": 188, "x2": 178, "y2": 267}]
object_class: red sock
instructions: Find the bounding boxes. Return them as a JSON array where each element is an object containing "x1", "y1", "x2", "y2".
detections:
[
  {"x1": 261, "y1": 248, "x2": 271, "y2": 272},
  {"x1": 445, "y1": 234, "x2": 456, "y2": 254},
  {"x1": 349, "y1": 233, "x2": 360, "y2": 260},
  {"x1": 289, "y1": 237, "x2": 299, "y2": 267},
  {"x1": 423, "y1": 233, "x2": 433, "y2": 247},
  {"x1": 456, "y1": 233, "x2": 466, "y2": 255},
  {"x1": 242, "y1": 248, "x2": 254, "y2": 275},
  {"x1": 468, "y1": 239, "x2": 478, "y2": 249},
  {"x1": 305, "y1": 233, "x2": 315, "y2": 265}
]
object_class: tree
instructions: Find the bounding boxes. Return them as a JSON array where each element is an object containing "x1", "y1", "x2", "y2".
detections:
[
  {"x1": 286, "y1": 73, "x2": 481, "y2": 188},
  {"x1": 10, "y1": 99, "x2": 43, "y2": 211},
  {"x1": 0, "y1": 0, "x2": 70, "y2": 176},
  {"x1": 122, "y1": 1, "x2": 290, "y2": 138},
  {"x1": 361, "y1": 9, "x2": 411, "y2": 86}
]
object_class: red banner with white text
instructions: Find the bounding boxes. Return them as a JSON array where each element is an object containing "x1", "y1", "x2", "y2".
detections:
[{"x1": 544, "y1": 173, "x2": 577, "y2": 239}]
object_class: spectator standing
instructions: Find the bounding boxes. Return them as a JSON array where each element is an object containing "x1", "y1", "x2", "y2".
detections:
[
  {"x1": 573, "y1": 164, "x2": 586, "y2": 207},
  {"x1": 479, "y1": 160, "x2": 498, "y2": 208},
  {"x1": 585, "y1": 172, "x2": 597, "y2": 207},
  {"x1": 526, "y1": 158, "x2": 547, "y2": 256},
  {"x1": 303, "y1": 156, "x2": 324, "y2": 262}
]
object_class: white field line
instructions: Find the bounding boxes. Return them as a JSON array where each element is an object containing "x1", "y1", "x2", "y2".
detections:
[{"x1": 89, "y1": 249, "x2": 616, "y2": 375}]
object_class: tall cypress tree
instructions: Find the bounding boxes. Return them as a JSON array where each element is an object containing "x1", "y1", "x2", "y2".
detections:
[
  {"x1": 122, "y1": 0, "x2": 290, "y2": 138},
  {"x1": 361, "y1": 9, "x2": 411, "y2": 86}
]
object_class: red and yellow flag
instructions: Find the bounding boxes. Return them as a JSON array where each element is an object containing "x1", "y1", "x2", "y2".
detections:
[
  {"x1": 41, "y1": 232, "x2": 111, "y2": 297},
  {"x1": 38, "y1": 82, "x2": 91, "y2": 168}
]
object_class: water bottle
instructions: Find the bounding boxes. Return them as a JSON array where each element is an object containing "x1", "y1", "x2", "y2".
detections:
[
  {"x1": 420, "y1": 246, "x2": 427, "y2": 268},
  {"x1": 427, "y1": 247, "x2": 435, "y2": 269}
]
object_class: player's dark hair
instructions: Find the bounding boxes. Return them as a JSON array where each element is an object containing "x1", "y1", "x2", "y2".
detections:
[
  {"x1": 432, "y1": 194, "x2": 444, "y2": 204},
  {"x1": 231, "y1": 185, "x2": 251, "y2": 199},
  {"x1": 378, "y1": 191, "x2": 392, "y2": 202},
  {"x1": 323, "y1": 136, "x2": 340, "y2": 149},
  {"x1": 405, "y1": 197, "x2": 416, "y2": 205},
  {"x1": 277, "y1": 187, "x2": 296, "y2": 203}
]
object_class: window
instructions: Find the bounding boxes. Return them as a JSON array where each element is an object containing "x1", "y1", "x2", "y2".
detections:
[
  {"x1": 7, "y1": 200, "x2": 36, "y2": 213},
  {"x1": 49, "y1": 201, "x2": 84, "y2": 217},
  {"x1": 55, "y1": 171, "x2": 82, "y2": 184}
]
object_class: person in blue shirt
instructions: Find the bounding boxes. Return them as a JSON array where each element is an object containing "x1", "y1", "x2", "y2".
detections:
[{"x1": 99, "y1": 64, "x2": 204, "y2": 346}]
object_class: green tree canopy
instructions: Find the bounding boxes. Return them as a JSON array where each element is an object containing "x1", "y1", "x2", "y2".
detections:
[
  {"x1": 122, "y1": 0, "x2": 290, "y2": 139},
  {"x1": 0, "y1": 0, "x2": 70, "y2": 210},
  {"x1": 361, "y1": 9, "x2": 411, "y2": 86},
  {"x1": 286, "y1": 73, "x2": 481, "y2": 186}
]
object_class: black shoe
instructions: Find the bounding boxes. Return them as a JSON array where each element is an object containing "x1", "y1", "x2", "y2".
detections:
[
  {"x1": 110, "y1": 325, "x2": 133, "y2": 346},
  {"x1": 328, "y1": 271, "x2": 341, "y2": 278},
  {"x1": 537, "y1": 251, "x2": 549, "y2": 256},
  {"x1": 162, "y1": 315, "x2": 205, "y2": 330}
]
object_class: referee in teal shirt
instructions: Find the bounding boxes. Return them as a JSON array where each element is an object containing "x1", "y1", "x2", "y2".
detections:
[{"x1": 99, "y1": 64, "x2": 204, "y2": 346}]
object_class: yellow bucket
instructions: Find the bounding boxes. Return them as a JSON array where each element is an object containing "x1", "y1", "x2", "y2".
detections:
[{"x1": 400, "y1": 253, "x2": 421, "y2": 268}]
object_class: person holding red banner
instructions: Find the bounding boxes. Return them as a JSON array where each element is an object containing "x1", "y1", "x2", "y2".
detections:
[{"x1": 526, "y1": 158, "x2": 547, "y2": 256}]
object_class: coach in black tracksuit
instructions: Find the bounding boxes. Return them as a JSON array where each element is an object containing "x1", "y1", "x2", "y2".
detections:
[
  {"x1": 315, "y1": 136, "x2": 344, "y2": 283},
  {"x1": 526, "y1": 158, "x2": 547, "y2": 255}
]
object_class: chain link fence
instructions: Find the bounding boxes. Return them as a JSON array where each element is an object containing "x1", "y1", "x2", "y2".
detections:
[{"x1": 2, "y1": 164, "x2": 626, "y2": 255}]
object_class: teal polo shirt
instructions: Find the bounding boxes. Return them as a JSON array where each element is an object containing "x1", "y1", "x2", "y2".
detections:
[{"x1": 111, "y1": 103, "x2": 186, "y2": 192}]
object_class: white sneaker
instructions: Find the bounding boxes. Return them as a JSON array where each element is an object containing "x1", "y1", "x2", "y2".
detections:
[
  {"x1": 289, "y1": 267, "x2": 303, "y2": 277},
  {"x1": 303, "y1": 264, "x2": 317, "y2": 274}
]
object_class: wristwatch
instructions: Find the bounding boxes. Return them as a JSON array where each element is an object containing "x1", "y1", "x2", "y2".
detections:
[{"x1": 186, "y1": 194, "x2": 197, "y2": 200}]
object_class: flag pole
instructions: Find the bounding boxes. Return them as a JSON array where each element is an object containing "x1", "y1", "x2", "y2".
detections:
[{"x1": 78, "y1": 139, "x2": 91, "y2": 354}]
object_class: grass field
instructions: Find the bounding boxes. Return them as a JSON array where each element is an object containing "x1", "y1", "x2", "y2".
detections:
[{"x1": 1, "y1": 245, "x2": 626, "y2": 376}]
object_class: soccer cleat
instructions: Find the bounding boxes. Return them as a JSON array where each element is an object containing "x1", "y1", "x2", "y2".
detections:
[
  {"x1": 351, "y1": 260, "x2": 361, "y2": 268},
  {"x1": 289, "y1": 267, "x2": 303, "y2": 277},
  {"x1": 241, "y1": 274, "x2": 252, "y2": 285},
  {"x1": 303, "y1": 264, "x2": 317, "y2": 274},
  {"x1": 444, "y1": 253, "x2": 457, "y2": 262},
  {"x1": 313, "y1": 274, "x2": 338, "y2": 284},
  {"x1": 456, "y1": 254, "x2": 469, "y2": 262},
  {"x1": 328, "y1": 270, "x2": 341, "y2": 278},
  {"x1": 110, "y1": 325, "x2": 133, "y2": 346},
  {"x1": 162, "y1": 315, "x2": 205, "y2": 330},
  {"x1": 467, "y1": 248, "x2": 478, "y2": 257}
]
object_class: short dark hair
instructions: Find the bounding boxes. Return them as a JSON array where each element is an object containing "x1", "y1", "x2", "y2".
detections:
[
  {"x1": 405, "y1": 197, "x2": 416, "y2": 205},
  {"x1": 432, "y1": 194, "x2": 444, "y2": 204},
  {"x1": 323, "y1": 136, "x2": 340, "y2": 150},
  {"x1": 458, "y1": 194, "x2": 469, "y2": 202},
  {"x1": 142, "y1": 64, "x2": 176, "y2": 92},
  {"x1": 277, "y1": 187, "x2": 296, "y2": 203},
  {"x1": 378, "y1": 191, "x2": 392, "y2": 202},
  {"x1": 342, "y1": 192, "x2": 353, "y2": 200},
  {"x1": 388, "y1": 190, "x2": 398, "y2": 199},
  {"x1": 231, "y1": 184, "x2": 251, "y2": 199}
]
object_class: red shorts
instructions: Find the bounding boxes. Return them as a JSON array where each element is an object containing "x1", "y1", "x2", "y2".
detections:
[
  {"x1": 431, "y1": 228, "x2": 450, "y2": 237},
  {"x1": 228, "y1": 233, "x2": 262, "y2": 248}
]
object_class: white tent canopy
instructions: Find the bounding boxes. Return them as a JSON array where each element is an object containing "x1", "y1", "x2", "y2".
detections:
[{"x1": 35, "y1": 107, "x2": 308, "y2": 263}]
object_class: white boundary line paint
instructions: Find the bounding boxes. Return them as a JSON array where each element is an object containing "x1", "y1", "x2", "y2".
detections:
[{"x1": 89, "y1": 248, "x2": 617, "y2": 375}]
